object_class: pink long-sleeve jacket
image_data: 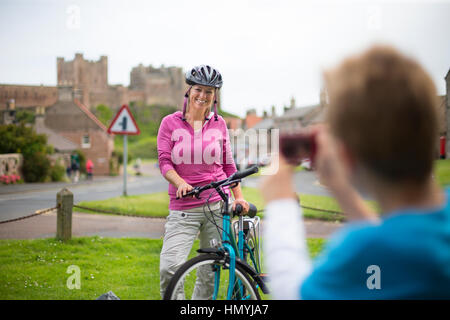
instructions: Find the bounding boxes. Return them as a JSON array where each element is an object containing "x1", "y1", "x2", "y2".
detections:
[{"x1": 157, "y1": 111, "x2": 237, "y2": 210}]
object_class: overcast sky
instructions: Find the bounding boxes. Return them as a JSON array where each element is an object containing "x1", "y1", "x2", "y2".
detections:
[{"x1": 1, "y1": 0, "x2": 449, "y2": 117}]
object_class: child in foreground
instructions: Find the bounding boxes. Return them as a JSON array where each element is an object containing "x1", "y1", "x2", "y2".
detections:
[{"x1": 261, "y1": 45, "x2": 450, "y2": 299}]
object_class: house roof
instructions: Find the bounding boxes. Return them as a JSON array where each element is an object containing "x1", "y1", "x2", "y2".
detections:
[
  {"x1": 276, "y1": 105, "x2": 318, "y2": 120},
  {"x1": 35, "y1": 118, "x2": 79, "y2": 152},
  {"x1": 307, "y1": 107, "x2": 327, "y2": 125},
  {"x1": 252, "y1": 117, "x2": 274, "y2": 130}
]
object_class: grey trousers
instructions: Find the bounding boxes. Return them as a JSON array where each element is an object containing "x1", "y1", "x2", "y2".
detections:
[{"x1": 159, "y1": 201, "x2": 224, "y2": 299}]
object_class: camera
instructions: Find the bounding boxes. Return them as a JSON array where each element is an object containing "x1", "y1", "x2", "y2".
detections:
[{"x1": 279, "y1": 131, "x2": 317, "y2": 166}]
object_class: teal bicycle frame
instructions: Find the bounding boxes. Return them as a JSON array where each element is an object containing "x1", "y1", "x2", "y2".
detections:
[{"x1": 212, "y1": 187, "x2": 260, "y2": 300}]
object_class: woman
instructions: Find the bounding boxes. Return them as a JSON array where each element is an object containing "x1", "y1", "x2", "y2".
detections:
[{"x1": 157, "y1": 65, "x2": 249, "y2": 299}]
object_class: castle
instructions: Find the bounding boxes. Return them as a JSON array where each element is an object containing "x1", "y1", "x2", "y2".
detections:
[
  {"x1": 0, "y1": 54, "x2": 189, "y2": 176},
  {"x1": 0, "y1": 53, "x2": 188, "y2": 112}
]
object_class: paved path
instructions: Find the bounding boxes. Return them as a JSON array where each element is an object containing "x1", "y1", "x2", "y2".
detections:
[{"x1": 0, "y1": 210, "x2": 343, "y2": 240}]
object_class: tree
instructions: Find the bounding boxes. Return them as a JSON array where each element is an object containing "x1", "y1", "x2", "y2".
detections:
[
  {"x1": 0, "y1": 124, "x2": 52, "y2": 182},
  {"x1": 94, "y1": 104, "x2": 113, "y2": 127}
]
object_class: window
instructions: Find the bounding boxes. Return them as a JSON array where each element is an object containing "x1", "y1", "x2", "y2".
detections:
[{"x1": 81, "y1": 134, "x2": 91, "y2": 149}]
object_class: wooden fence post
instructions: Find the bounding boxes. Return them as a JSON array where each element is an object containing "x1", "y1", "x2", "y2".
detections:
[{"x1": 57, "y1": 188, "x2": 73, "y2": 241}]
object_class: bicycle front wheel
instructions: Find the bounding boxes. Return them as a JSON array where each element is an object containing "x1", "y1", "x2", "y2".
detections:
[{"x1": 163, "y1": 253, "x2": 261, "y2": 300}]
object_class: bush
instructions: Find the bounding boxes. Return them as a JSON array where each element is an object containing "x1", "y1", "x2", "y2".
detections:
[
  {"x1": 21, "y1": 151, "x2": 50, "y2": 182},
  {"x1": 0, "y1": 174, "x2": 22, "y2": 184},
  {"x1": 129, "y1": 136, "x2": 158, "y2": 159},
  {"x1": 0, "y1": 124, "x2": 52, "y2": 182},
  {"x1": 94, "y1": 104, "x2": 113, "y2": 126},
  {"x1": 49, "y1": 163, "x2": 66, "y2": 182},
  {"x1": 114, "y1": 149, "x2": 133, "y2": 165}
]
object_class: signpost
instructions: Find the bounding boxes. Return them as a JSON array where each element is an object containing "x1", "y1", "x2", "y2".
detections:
[{"x1": 107, "y1": 104, "x2": 140, "y2": 196}]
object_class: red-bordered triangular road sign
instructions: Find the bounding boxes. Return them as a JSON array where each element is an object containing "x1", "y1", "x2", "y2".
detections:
[{"x1": 107, "y1": 104, "x2": 140, "y2": 135}]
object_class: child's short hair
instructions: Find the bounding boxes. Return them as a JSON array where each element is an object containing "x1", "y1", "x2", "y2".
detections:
[{"x1": 325, "y1": 45, "x2": 439, "y2": 184}]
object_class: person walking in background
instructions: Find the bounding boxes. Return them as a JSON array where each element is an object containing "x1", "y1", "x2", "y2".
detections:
[
  {"x1": 65, "y1": 155, "x2": 72, "y2": 179},
  {"x1": 86, "y1": 159, "x2": 94, "y2": 180},
  {"x1": 260, "y1": 45, "x2": 450, "y2": 299},
  {"x1": 134, "y1": 157, "x2": 142, "y2": 176},
  {"x1": 70, "y1": 151, "x2": 80, "y2": 183}
]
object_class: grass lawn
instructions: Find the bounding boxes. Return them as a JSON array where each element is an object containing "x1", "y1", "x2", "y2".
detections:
[
  {"x1": 434, "y1": 159, "x2": 450, "y2": 188},
  {"x1": 0, "y1": 237, "x2": 326, "y2": 300},
  {"x1": 76, "y1": 192, "x2": 170, "y2": 217},
  {"x1": 76, "y1": 186, "x2": 377, "y2": 222}
]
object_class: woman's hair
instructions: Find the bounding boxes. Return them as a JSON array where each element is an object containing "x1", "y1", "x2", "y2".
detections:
[{"x1": 325, "y1": 45, "x2": 439, "y2": 184}]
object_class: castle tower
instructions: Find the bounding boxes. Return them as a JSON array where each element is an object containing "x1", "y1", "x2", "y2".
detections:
[
  {"x1": 129, "y1": 64, "x2": 187, "y2": 107},
  {"x1": 57, "y1": 53, "x2": 108, "y2": 108}
]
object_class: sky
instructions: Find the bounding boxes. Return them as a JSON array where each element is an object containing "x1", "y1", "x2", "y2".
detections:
[{"x1": 0, "y1": 0, "x2": 449, "y2": 118}]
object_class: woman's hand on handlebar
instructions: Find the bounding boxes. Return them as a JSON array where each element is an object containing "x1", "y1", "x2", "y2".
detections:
[
  {"x1": 232, "y1": 198, "x2": 249, "y2": 215},
  {"x1": 176, "y1": 181, "x2": 194, "y2": 199}
]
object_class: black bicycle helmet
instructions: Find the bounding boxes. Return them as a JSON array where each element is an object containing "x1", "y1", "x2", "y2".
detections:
[
  {"x1": 185, "y1": 65, "x2": 223, "y2": 89},
  {"x1": 183, "y1": 65, "x2": 222, "y2": 121}
]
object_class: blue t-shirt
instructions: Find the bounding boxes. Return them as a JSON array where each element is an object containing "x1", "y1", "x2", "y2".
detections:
[{"x1": 300, "y1": 190, "x2": 450, "y2": 299}]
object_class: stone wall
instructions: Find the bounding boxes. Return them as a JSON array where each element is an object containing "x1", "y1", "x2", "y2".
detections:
[
  {"x1": 0, "y1": 153, "x2": 23, "y2": 177},
  {"x1": 0, "y1": 85, "x2": 57, "y2": 110}
]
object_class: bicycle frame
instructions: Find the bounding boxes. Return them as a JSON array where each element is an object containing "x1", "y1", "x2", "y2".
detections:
[
  {"x1": 212, "y1": 186, "x2": 257, "y2": 300},
  {"x1": 233, "y1": 216, "x2": 261, "y2": 274}
]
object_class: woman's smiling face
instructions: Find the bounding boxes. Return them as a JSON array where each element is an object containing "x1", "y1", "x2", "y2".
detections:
[{"x1": 189, "y1": 85, "x2": 215, "y2": 111}]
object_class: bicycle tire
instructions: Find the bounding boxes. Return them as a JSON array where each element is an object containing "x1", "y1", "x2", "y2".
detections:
[{"x1": 163, "y1": 253, "x2": 261, "y2": 300}]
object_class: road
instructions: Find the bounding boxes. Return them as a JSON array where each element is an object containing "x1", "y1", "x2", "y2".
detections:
[
  {"x1": 0, "y1": 175, "x2": 169, "y2": 222},
  {"x1": 0, "y1": 169, "x2": 330, "y2": 223}
]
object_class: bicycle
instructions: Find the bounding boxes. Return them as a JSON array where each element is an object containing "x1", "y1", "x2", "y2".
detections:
[{"x1": 163, "y1": 165, "x2": 269, "y2": 300}]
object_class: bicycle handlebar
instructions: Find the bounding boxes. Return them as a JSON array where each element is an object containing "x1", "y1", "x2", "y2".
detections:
[
  {"x1": 230, "y1": 165, "x2": 259, "y2": 180},
  {"x1": 233, "y1": 203, "x2": 257, "y2": 218},
  {"x1": 175, "y1": 166, "x2": 259, "y2": 217},
  {"x1": 176, "y1": 166, "x2": 259, "y2": 200}
]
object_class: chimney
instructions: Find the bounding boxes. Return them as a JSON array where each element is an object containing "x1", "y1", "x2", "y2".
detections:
[
  {"x1": 6, "y1": 99, "x2": 15, "y2": 111},
  {"x1": 3, "y1": 99, "x2": 16, "y2": 125},
  {"x1": 319, "y1": 87, "x2": 328, "y2": 107},
  {"x1": 271, "y1": 105, "x2": 276, "y2": 118},
  {"x1": 35, "y1": 106, "x2": 46, "y2": 116},
  {"x1": 34, "y1": 106, "x2": 45, "y2": 129},
  {"x1": 290, "y1": 96, "x2": 296, "y2": 109},
  {"x1": 73, "y1": 88, "x2": 83, "y2": 101},
  {"x1": 58, "y1": 85, "x2": 74, "y2": 102}
]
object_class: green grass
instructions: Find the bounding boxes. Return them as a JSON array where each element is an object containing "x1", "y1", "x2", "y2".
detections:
[
  {"x1": 76, "y1": 192, "x2": 170, "y2": 217},
  {"x1": 75, "y1": 187, "x2": 377, "y2": 222},
  {"x1": 0, "y1": 237, "x2": 165, "y2": 300},
  {"x1": 0, "y1": 237, "x2": 326, "y2": 300},
  {"x1": 435, "y1": 159, "x2": 450, "y2": 187}
]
